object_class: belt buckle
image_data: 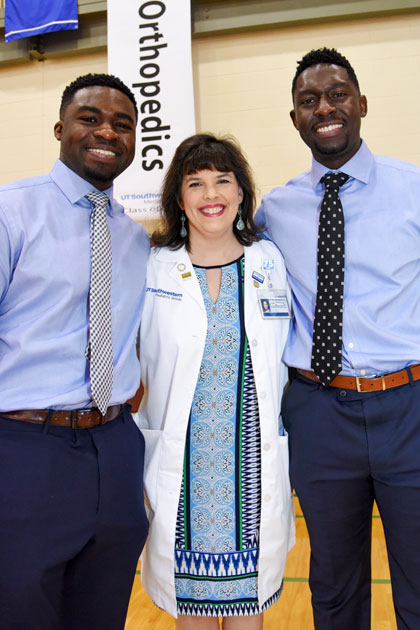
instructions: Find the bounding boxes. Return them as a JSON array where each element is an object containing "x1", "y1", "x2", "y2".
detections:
[
  {"x1": 70, "y1": 410, "x2": 79, "y2": 429},
  {"x1": 355, "y1": 375, "x2": 386, "y2": 393}
]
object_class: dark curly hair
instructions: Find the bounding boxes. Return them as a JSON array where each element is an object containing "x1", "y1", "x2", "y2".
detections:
[
  {"x1": 60, "y1": 73, "x2": 138, "y2": 120},
  {"x1": 152, "y1": 133, "x2": 262, "y2": 250},
  {"x1": 292, "y1": 47, "x2": 360, "y2": 97}
]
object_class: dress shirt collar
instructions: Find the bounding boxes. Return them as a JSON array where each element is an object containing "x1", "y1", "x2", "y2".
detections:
[
  {"x1": 310, "y1": 140, "x2": 374, "y2": 190},
  {"x1": 49, "y1": 159, "x2": 123, "y2": 216}
]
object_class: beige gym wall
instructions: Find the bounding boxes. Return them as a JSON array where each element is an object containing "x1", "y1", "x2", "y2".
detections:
[{"x1": 1, "y1": 12, "x2": 419, "y2": 204}]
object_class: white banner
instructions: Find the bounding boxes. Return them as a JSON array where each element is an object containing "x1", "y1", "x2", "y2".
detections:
[{"x1": 107, "y1": 0, "x2": 195, "y2": 221}]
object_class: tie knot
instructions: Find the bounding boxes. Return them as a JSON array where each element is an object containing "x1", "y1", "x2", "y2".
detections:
[
  {"x1": 86, "y1": 191, "x2": 109, "y2": 212},
  {"x1": 321, "y1": 172, "x2": 349, "y2": 191}
]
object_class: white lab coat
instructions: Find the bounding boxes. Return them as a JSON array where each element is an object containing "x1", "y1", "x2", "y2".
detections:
[{"x1": 136, "y1": 240, "x2": 295, "y2": 618}]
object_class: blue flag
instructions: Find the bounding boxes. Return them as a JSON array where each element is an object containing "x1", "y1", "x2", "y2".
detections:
[{"x1": 5, "y1": 0, "x2": 78, "y2": 43}]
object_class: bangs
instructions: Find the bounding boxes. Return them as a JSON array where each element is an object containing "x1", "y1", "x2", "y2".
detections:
[{"x1": 182, "y1": 142, "x2": 237, "y2": 176}]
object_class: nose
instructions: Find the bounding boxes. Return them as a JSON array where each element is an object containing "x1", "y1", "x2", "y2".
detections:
[
  {"x1": 314, "y1": 95, "x2": 336, "y2": 117},
  {"x1": 203, "y1": 184, "x2": 218, "y2": 199},
  {"x1": 93, "y1": 124, "x2": 119, "y2": 141}
]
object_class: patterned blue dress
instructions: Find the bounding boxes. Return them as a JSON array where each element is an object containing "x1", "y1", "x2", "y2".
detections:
[{"x1": 174, "y1": 256, "x2": 280, "y2": 617}]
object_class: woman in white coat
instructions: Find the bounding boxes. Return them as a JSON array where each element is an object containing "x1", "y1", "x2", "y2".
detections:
[{"x1": 137, "y1": 134, "x2": 295, "y2": 630}]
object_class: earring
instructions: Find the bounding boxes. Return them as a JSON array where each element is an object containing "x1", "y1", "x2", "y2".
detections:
[
  {"x1": 236, "y1": 205, "x2": 245, "y2": 231},
  {"x1": 180, "y1": 213, "x2": 187, "y2": 238}
]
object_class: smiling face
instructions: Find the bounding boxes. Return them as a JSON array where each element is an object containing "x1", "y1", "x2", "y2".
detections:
[
  {"x1": 290, "y1": 64, "x2": 367, "y2": 169},
  {"x1": 54, "y1": 85, "x2": 136, "y2": 190},
  {"x1": 179, "y1": 169, "x2": 243, "y2": 242}
]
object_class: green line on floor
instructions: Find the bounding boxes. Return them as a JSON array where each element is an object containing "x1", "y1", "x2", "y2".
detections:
[
  {"x1": 295, "y1": 514, "x2": 381, "y2": 519},
  {"x1": 283, "y1": 577, "x2": 391, "y2": 584}
]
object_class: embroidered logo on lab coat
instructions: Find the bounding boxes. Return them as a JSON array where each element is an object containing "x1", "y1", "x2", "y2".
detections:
[{"x1": 146, "y1": 287, "x2": 183, "y2": 301}]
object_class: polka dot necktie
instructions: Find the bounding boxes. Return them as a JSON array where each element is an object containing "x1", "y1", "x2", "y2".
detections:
[
  {"x1": 86, "y1": 191, "x2": 113, "y2": 414},
  {"x1": 311, "y1": 172, "x2": 349, "y2": 386}
]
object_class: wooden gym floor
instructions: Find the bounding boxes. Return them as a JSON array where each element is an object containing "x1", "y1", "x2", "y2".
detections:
[{"x1": 124, "y1": 498, "x2": 396, "y2": 630}]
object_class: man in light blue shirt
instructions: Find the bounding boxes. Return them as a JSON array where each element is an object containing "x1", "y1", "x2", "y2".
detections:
[
  {"x1": 257, "y1": 48, "x2": 420, "y2": 630},
  {"x1": 0, "y1": 74, "x2": 149, "y2": 630}
]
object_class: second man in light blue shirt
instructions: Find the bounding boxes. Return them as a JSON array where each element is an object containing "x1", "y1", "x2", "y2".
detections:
[{"x1": 257, "y1": 47, "x2": 420, "y2": 630}]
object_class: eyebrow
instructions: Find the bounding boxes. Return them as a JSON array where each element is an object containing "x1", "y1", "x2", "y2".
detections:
[
  {"x1": 76, "y1": 105, "x2": 135, "y2": 124},
  {"x1": 186, "y1": 172, "x2": 232, "y2": 181},
  {"x1": 297, "y1": 81, "x2": 349, "y2": 95}
]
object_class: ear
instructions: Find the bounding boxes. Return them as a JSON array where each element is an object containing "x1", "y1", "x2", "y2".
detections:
[
  {"x1": 54, "y1": 121, "x2": 63, "y2": 141},
  {"x1": 359, "y1": 95, "x2": 368, "y2": 118},
  {"x1": 178, "y1": 198, "x2": 184, "y2": 211},
  {"x1": 238, "y1": 186, "x2": 244, "y2": 202},
  {"x1": 290, "y1": 109, "x2": 299, "y2": 130}
]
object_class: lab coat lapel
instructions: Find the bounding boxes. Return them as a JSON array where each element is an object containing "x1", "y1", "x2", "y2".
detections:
[{"x1": 155, "y1": 246, "x2": 205, "y2": 311}]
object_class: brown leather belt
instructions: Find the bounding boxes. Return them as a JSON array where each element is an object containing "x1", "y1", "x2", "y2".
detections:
[
  {"x1": 0, "y1": 404, "x2": 123, "y2": 429},
  {"x1": 298, "y1": 364, "x2": 420, "y2": 393}
]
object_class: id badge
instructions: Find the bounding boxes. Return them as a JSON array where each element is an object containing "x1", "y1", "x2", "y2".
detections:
[{"x1": 258, "y1": 289, "x2": 290, "y2": 319}]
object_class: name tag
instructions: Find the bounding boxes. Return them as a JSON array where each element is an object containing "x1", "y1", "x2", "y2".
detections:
[{"x1": 258, "y1": 289, "x2": 290, "y2": 319}]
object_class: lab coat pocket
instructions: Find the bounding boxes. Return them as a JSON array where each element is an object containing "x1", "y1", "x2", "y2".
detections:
[
  {"x1": 277, "y1": 431, "x2": 295, "y2": 551},
  {"x1": 140, "y1": 428, "x2": 163, "y2": 513},
  {"x1": 277, "y1": 431, "x2": 291, "y2": 502}
]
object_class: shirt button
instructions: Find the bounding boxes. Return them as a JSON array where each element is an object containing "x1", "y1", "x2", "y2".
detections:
[
  {"x1": 360, "y1": 369, "x2": 366, "y2": 376},
  {"x1": 264, "y1": 494, "x2": 271, "y2": 502},
  {"x1": 263, "y1": 443, "x2": 271, "y2": 451},
  {"x1": 260, "y1": 391, "x2": 266, "y2": 399},
  {"x1": 348, "y1": 342, "x2": 354, "y2": 349},
  {"x1": 252, "y1": 339, "x2": 258, "y2": 347}
]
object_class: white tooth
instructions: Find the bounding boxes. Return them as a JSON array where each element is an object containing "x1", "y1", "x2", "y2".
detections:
[
  {"x1": 202, "y1": 206, "x2": 224, "y2": 215},
  {"x1": 89, "y1": 148, "x2": 116, "y2": 156},
  {"x1": 317, "y1": 124, "x2": 343, "y2": 134}
]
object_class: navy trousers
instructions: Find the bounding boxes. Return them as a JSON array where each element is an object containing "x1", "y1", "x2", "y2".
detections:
[
  {"x1": 0, "y1": 404, "x2": 148, "y2": 630},
  {"x1": 282, "y1": 373, "x2": 420, "y2": 630}
]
